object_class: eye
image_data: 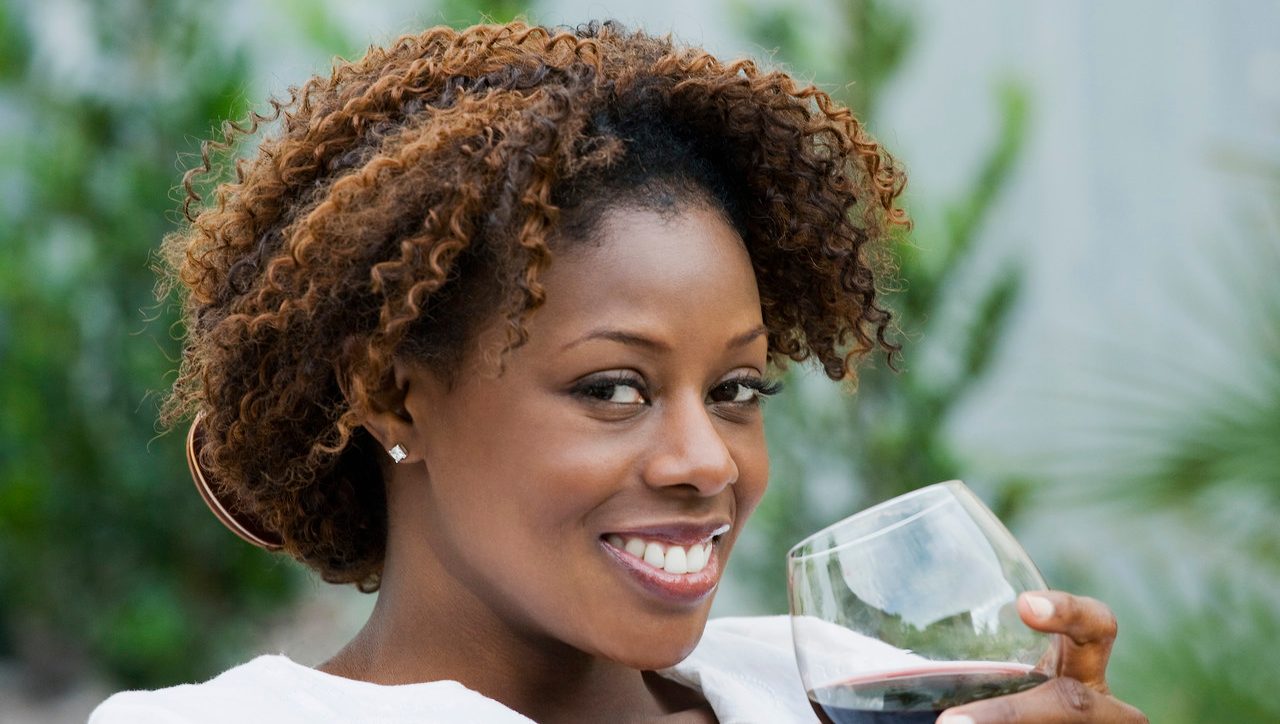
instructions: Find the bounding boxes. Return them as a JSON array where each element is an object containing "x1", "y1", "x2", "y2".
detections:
[
  {"x1": 596, "y1": 383, "x2": 645, "y2": 405},
  {"x1": 708, "y1": 376, "x2": 785, "y2": 405},
  {"x1": 572, "y1": 373, "x2": 649, "y2": 406},
  {"x1": 711, "y1": 381, "x2": 756, "y2": 404}
]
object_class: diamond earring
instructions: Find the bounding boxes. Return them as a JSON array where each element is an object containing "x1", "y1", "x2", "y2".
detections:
[{"x1": 388, "y1": 444, "x2": 408, "y2": 463}]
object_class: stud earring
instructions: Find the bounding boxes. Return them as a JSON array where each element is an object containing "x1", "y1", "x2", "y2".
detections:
[{"x1": 388, "y1": 444, "x2": 408, "y2": 463}]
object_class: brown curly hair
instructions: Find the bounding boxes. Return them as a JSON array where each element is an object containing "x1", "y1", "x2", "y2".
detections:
[{"x1": 160, "y1": 20, "x2": 908, "y2": 591}]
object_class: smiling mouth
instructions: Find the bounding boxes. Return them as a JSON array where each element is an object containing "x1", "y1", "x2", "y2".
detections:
[{"x1": 600, "y1": 524, "x2": 729, "y2": 575}]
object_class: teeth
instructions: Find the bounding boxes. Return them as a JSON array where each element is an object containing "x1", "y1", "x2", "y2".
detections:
[
  {"x1": 608, "y1": 535, "x2": 715, "y2": 575},
  {"x1": 686, "y1": 543, "x2": 707, "y2": 572},
  {"x1": 664, "y1": 546, "x2": 688, "y2": 574},
  {"x1": 643, "y1": 542, "x2": 666, "y2": 568}
]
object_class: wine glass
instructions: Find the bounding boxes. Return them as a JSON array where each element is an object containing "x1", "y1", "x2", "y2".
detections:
[{"x1": 787, "y1": 480, "x2": 1059, "y2": 724}]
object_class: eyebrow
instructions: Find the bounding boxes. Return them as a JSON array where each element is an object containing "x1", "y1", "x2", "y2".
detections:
[{"x1": 561, "y1": 324, "x2": 768, "y2": 353}]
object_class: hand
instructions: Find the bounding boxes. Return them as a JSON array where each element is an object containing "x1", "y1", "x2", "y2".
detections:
[{"x1": 936, "y1": 591, "x2": 1148, "y2": 723}]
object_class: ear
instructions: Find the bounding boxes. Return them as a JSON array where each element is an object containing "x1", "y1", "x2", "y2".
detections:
[{"x1": 346, "y1": 357, "x2": 427, "y2": 465}]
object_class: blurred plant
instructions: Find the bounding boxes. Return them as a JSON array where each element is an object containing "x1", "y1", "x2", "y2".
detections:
[
  {"x1": 0, "y1": 0, "x2": 533, "y2": 693},
  {"x1": 726, "y1": 0, "x2": 1033, "y2": 614},
  {"x1": 440, "y1": 0, "x2": 528, "y2": 25},
  {"x1": 731, "y1": 2, "x2": 1280, "y2": 721},
  {"x1": 1005, "y1": 165, "x2": 1280, "y2": 721},
  {"x1": 0, "y1": 0, "x2": 300, "y2": 692},
  {"x1": 732, "y1": 0, "x2": 911, "y2": 123}
]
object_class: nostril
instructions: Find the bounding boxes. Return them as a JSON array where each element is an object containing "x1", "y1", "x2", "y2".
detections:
[{"x1": 641, "y1": 401, "x2": 740, "y2": 493}]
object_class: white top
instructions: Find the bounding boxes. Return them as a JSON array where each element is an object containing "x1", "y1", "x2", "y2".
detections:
[{"x1": 89, "y1": 616, "x2": 824, "y2": 723}]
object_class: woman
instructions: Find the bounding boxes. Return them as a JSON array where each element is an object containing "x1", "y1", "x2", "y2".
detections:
[{"x1": 93, "y1": 20, "x2": 1147, "y2": 723}]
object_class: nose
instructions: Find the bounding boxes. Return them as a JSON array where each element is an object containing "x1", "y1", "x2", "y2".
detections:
[{"x1": 641, "y1": 391, "x2": 739, "y2": 496}]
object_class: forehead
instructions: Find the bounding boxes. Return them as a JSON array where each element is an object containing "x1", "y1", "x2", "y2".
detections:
[{"x1": 527, "y1": 205, "x2": 763, "y2": 346}]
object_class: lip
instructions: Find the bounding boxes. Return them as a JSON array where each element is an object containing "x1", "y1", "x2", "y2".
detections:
[{"x1": 598, "y1": 523, "x2": 730, "y2": 607}]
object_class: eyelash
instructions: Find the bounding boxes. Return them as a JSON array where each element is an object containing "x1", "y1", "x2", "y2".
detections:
[
  {"x1": 573, "y1": 372, "x2": 643, "y2": 403},
  {"x1": 719, "y1": 375, "x2": 785, "y2": 404},
  {"x1": 571, "y1": 373, "x2": 785, "y2": 407}
]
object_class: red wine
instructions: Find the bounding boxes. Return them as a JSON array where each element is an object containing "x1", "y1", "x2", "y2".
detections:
[{"x1": 808, "y1": 662, "x2": 1048, "y2": 724}]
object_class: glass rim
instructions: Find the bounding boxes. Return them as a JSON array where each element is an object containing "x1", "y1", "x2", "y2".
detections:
[{"x1": 786, "y1": 479, "x2": 969, "y2": 562}]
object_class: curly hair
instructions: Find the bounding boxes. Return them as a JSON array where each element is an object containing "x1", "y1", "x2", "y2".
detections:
[{"x1": 160, "y1": 20, "x2": 908, "y2": 591}]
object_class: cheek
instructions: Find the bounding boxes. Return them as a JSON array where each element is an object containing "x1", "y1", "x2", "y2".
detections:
[
  {"x1": 424, "y1": 402, "x2": 637, "y2": 536},
  {"x1": 729, "y1": 425, "x2": 770, "y2": 520}
]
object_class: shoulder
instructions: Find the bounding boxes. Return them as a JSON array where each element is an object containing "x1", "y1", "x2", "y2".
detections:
[
  {"x1": 88, "y1": 655, "x2": 537, "y2": 724},
  {"x1": 697, "y1": 614, "x2": 799, "y2": 651},
  {"x1": 88, "y1": 656, "x2": 305, "y2": 724},
  {"x1": 659, "y1": 616, "x2": 816, "y2": 723}
]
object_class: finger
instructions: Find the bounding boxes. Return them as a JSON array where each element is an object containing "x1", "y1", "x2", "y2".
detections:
[
  {"x1": 1018, "y1": 591, "x2": 1117, "y2": 690},
  {"x1": 936, "y1": 677, "x2": 1149, "y2": 724}
]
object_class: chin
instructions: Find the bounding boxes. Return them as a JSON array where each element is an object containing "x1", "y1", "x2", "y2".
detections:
[{"x1": 593, "y1": 609, "x2": 712, "y2": 671}]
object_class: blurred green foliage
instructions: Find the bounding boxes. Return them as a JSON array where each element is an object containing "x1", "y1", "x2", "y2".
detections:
[
  {"x1": 731, "y1": 2, "x2": 1280, "y2": 722},
  {"x1": 1041, "y1": 175, "x2": 1280, "y2": 721},
  {"x1": 0, "y1": 0, "x2": 300, "y2": 691},
  {"x1": 0, "y1": 0, "x2": 534, "y2": 693},
  {"x1": 440, "y1": 0, "x2": 528, "y2": 25},
  {"x1": 730, "y1": 0, "x2": 1034, "y2": 614}
]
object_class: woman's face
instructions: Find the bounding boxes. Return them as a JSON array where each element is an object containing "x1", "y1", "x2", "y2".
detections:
[{"x1": 394, "y1": 204, "x2": 771, "y2": 669}]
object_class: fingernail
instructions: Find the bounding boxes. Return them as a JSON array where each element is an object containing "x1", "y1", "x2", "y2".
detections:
[
  {"x1": 1025, "y1": 594, "x2": 1055, "y2": 619},
  {"x1": 937, "y1": 715, "x2": 975, "y2": 724}
]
